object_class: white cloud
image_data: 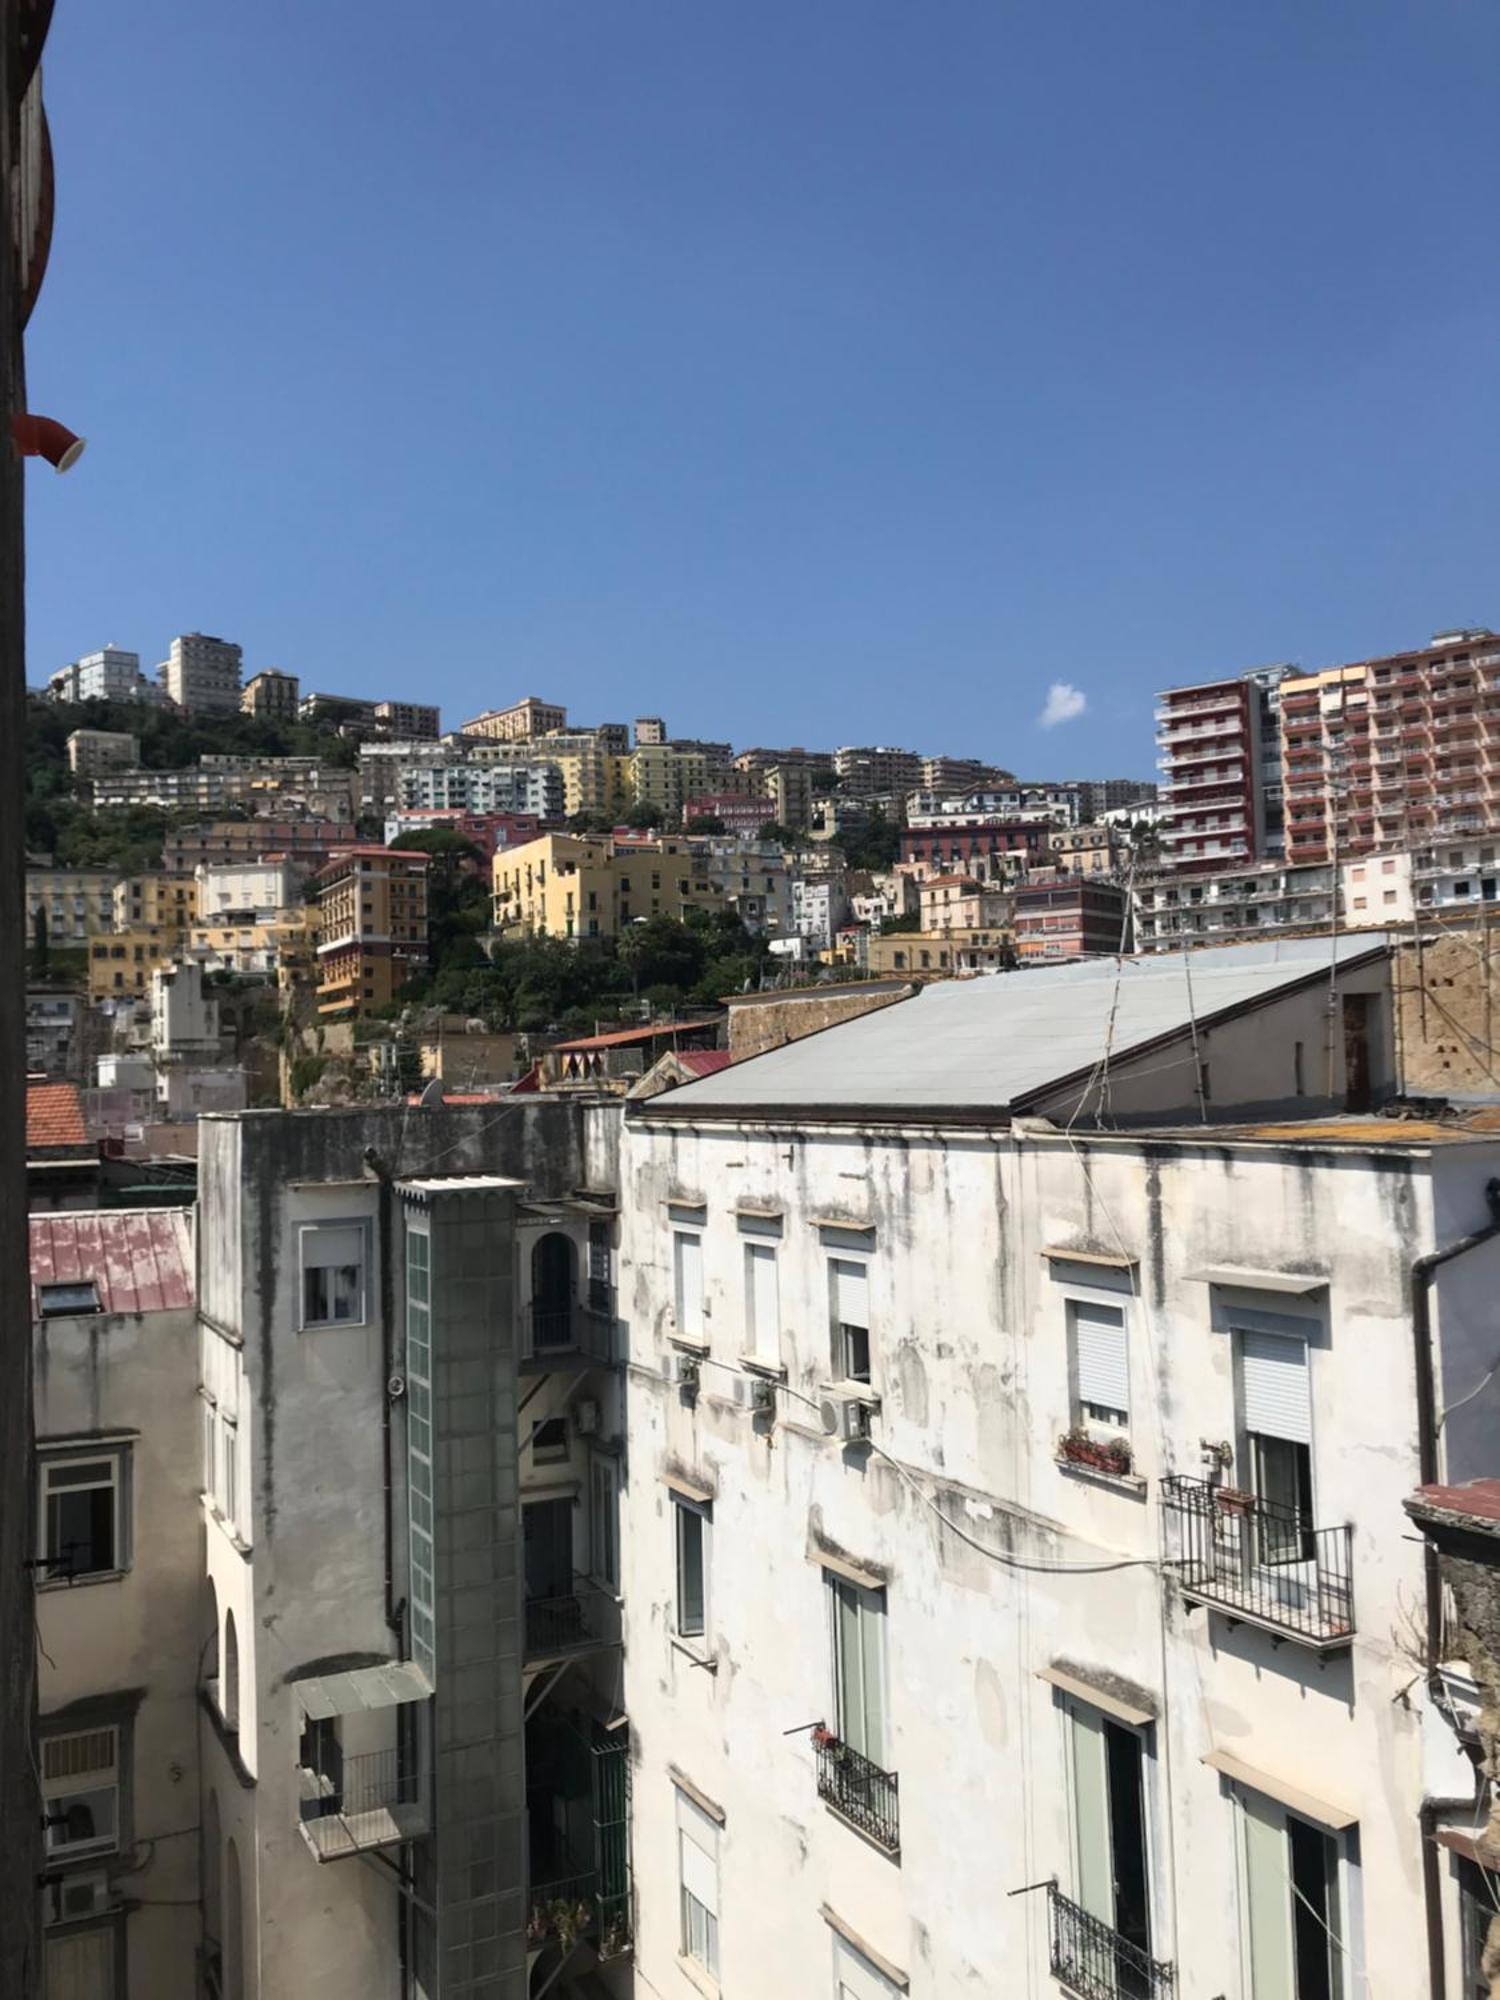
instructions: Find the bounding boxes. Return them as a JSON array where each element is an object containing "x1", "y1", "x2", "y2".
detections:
[{"x1": 1037, "y1": 681, "x2": 1087, "y2": 729}]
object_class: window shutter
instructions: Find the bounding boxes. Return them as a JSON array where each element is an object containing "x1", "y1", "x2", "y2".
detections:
[
  {"x1": 42, "y1": 1728, "x2": 117, "y2": 1791},
  {"x1": 747, "y1": 1244, "x2": 779, "y2": 1354},
  {"x1": 1069, "y1": 1703, "x2": 1114, "y2": 1927},
  {"x1": 676, "y1": 1793, "x2": 719, "y2": 1915},
  {"x1": 303, "y1": 1226, "x2": 363, "y2": 1270},
  {"x1": 1240, "y1": 1787, "x2": 1296, "y2": 1998},
  {"x1": 674, "y1": 1233, "x2": 704, "y2": 1340},
  {"x1": 1240, "y1": 1329, "x2": 1310, "y2": 1444},
  {"x1": 1073, "y1": 1302, "x2": 1129, "y2": 1414},
  {"x1": 832, "y1": 1259, "x2": 869, "y2": 1329}
]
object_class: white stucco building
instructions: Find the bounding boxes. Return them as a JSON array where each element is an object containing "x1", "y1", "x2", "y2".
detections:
[{"x1": 616, "y1": 935, "x2": 1500, "y2": 2000}]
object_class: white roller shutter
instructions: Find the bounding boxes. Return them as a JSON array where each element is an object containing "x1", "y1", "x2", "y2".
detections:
[
  {"x1": 302, "y1": 1225, "x2": 363, "y2": 1270},
  {"x1": 674, "y1": 1232, "x2": 704, "y2": 1341},
  {"x1": 1073, "y1": 1302, "x2": 1129, "y2": 1415},
  {"x1": 832, "y1": 1259, "x2": 869, "y2": 1329},
  {"x1": 1240, "y1": 1328, "x2": 1310, "y2": 1444},
  {"x1": 747, "y1": 1243, "x2": 780, "y2": 1358},
  {"x1": 676, "y1": 1791, "x2": 719, "y2": 1915}
]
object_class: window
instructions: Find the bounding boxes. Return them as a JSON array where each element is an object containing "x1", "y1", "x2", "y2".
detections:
[
  {"x1": 590, "y1": 1456, "x2": 619, "y2": 1590},
  {"x1": 673, "y1": 1230, "x2": 704, "y2": 1344},
  {"x1": 39, "y1": 1451, "x2": 126, "y2": 1581},
  {"x1": 42, "y1": 1727, "x2": 120, "y2": 1860},
  {"x1": 44, "y1": 1924, "x2": 118, "y2": 1999},
  {"x1": 37, "y1": 1281, "x2": 102, "y2": 1318},
  {"x1": 1069, "y1": 1299, "x2": 1129, "y2": 1434},
  {"x1": 1239, "y1": 1326, "x2": 1314, "y2": 1565},
  {"x1": 219, "y1": 1415, "x2": 238, "y2": 1523},
  {"x1": 832, "y1": 1931, "x2": 903, "y2": 2000},
  {"x1": 531, "y1": 1417, "x2": 568, "y2": 1465},
  {"x1": 1459, "y1": 1857, "x2": 1496, "y2": 2000},
  {"x1": 1239, "y1": 1787, "x2": 1346, "y2": 2000},
  {"x1": 830, "y1": 1259, "x2": 871, "y2": 1384},
  {"x1": 676, "y1": 1788, "x2": 720, "y2": 1978},
  {"x1": 828, "y1": 1572, "x2": 886, "y2": 1765},
  {"x1": 300, "y1": 1223, "x2": 367, "y2": 1329},
  {"x1": 673, "y1": 1495, "x2": 709, "y2": 1639},
  {"x1": 744, "y1": 1241, "x2": 780, "y2": 1365},
  {"x1": 1067, "y1": 1700, "x2": 1153, "y2": 1965}
]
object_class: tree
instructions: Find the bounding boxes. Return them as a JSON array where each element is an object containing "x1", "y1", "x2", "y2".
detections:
[
  {"x1": 623, "y1": 800, "x2": 666, "y2": 830},
  {"x1": 838, "y1": 807, "x2": 900, "y2": 873},
  {"x1": 617, "y1": 914, "x2": 706, "y2": 995},
  {"x1": 686, "y1": 813, "x2": 726, "y2": 835}
]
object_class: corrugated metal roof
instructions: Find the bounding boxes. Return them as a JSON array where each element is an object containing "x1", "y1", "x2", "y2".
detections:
[
  {"x1": 29, "y1": 1208, "x2": 195, "y2": 1317},
  {"x1": 292, "y1": 1660, "x2": 434, "y2": 1719},
  {"x1": 643, "y1": 935, "x2": 1394, "y2": 1117}
]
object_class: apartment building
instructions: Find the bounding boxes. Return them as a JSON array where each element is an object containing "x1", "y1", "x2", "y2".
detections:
[
  {"x1": 695, "y1": 839, "x2": 795, "y2": 936},
  {"x1": 916, "y1": 873, "x2": 1011, "y2": 933},
  {"x1": 194, "y1": 1102, "x2": 629, "y2": 2000},
  {"x1": 25, "y1": 868, "x2": 119, "y2": 946},
  {"x1": 1068, "y1": 776, "x2": 1160, "y2": 821},
  {"x1": 66, "y1": 729, "x2": 139, "y2": 781},
  {"x1": 493, "y1": 834, "x2": 722, "y2": 940},
  {"x1": 834, "y1": 744, "x2": 923, "y2": 800},
  {"x1": 298, "y1": 690, "x2": 377, "y2": 729},
  {"x1": 313, "y1": 846, "x2": 430, "y2": 1016},
  {"x1": 918, "y1": 754, "x2": 1010, "y2": 793},
  {"x1": 897, "y1": 817, "x2": 1052, "y2": 885},
  {"x1": 392, "y1": 759, "x2": 564, "y2": 819},
  {"x1": 88, "y1": 929, "x2": 175, "y2": 1001},
  {"x1": 31, "y1": 1208, "x2": 202, "y2": 2000},
  {"x1": 184, "y1": 912, "x2": 319, "y2": 980},
  {"x1": 732, "y1": 749, "x2": 836, "y2": 831},
  {"x1": 194, "y1": 859, "x2": 307, "y2": 920},
  {"x1": 1155, "y1": 666, "x2": 1288, "y2": 873},
  {"x1": 847, "y1": 870, "x2": 917, "y2": 927},
  {"x1": 112, "y1": 871, "x2": 198, "y2": 939},
  {"x1": 618, "y1": 933, "x2": 1497, "y2": 2000},
  {"x1": 1048, "y1": 821, "x2": 1123, "y2": 875},
  {"x1": 462, "y1": 695, "x2": 568, "y2": 742},
  {"x1": 1134, "y1": 861, "x2": 1339, "y2": 953},
  {"x1": 631, "y1": 742, "x2": 732, "y2": 819},
  {"x1": 373, "y1": 699, "x2": 441, "y2": 739},
  {"x1": 1281, "y1": 630, "x2": 1500, "y2": 869},
  {"x1": 634, "y1": 716, "x2": 667, "y2": 746},
  {"x1": 792, "y1": 872, "x2": 850, "y2": 952},
  {"x1": 47, "y1": 646, "x2": 150, "y2": 706},
  {"x1": 159, "y1": 633, "x2": 243, "y2": 715},
  {"x1": 241, "y1": 668, "x2": 300, "y2": 720},
  {"x1": 907, "y1": 785, "x2": 1081, "y2": 826},
  {"x1": 26, "y1": 986, "x2": 84, "y2": 1077},
  {"x1": 1013, "y1": 877, "x2": 1130, "y2": 959},
  {"x1": 682, "y1": 793, "x2": 769, "y2": 837},
  {"x1": 865, "y1": 926, "x2": 1012, "y2": 975},
  {"x1": 383, "y1": 809, "x2": 543, "y2": 859},
  {"x1": 93, "y1": 756, "x2": 355, "y2": 821},
  {"x1": 162, "y1": 819, "x2": 348, "y2": 876},
  {"x1": 1406, "y1": 838, "x2": 1500, "y2": 916}
]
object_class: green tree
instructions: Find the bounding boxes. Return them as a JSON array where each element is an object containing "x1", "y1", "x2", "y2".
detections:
[
  {"x1": 623, "y1": 800, "x2": 666, "y2": 830},
  {"x1": 685, "y1": 813, "x2": 726, "y2": 834}
]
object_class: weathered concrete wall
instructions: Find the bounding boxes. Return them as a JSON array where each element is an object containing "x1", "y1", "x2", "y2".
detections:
[
  {"x1": 1394, "y1": 929, "x2": 1500, "y2": 1100},
  {"x1": 725, "y1": 982, "x2": 915, "y2": 1061},
  {"x1": 617, "y1": 1106, "x2": 1495, "y2": 1998},
  {"x1": 35, "y1": 1302, "x2": 203, "y2": 1996}
]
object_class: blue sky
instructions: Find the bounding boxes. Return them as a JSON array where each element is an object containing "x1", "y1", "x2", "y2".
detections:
[{"x1": 24, "y1": 1, "x2": 1500, "y2": 777}]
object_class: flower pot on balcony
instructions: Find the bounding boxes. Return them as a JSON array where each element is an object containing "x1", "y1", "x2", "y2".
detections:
[
  {"x1": 1214, "y1": 1487, "x2": 1254, "y2": 1516},
  {"x1": 1058, "y1": 1431, "x2": 1133, "y2": 1477}
]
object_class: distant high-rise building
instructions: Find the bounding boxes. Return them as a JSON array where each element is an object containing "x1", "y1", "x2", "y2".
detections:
[
  {"x1": 1154, "y1": 666, "x2": 1290, "y2": 874},
  {"x1": 634, "y1": 716, "x2": 667, "y2": 746},
  {"x1": 462, "y1": 696, "x2": 567, "y2": 742},
  {"x1": 834, "y1": 744, "x2": 923, "y2": 800},
  {"x1": 47, "y1": 645, "x2": 147, "y2": 704},
  {"x1": 241, "y1": 668, "x2": 300, "y2": 721},
  {"x1": 159, "y1": 632, "x2": 243, "y2": 715}
]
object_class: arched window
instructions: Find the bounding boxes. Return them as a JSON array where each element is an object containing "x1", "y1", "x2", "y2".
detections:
[
  {"x1": 225, "y1": 1836, "x2": 244, "y2": 2000},
  {"x1": 223, "y1": 1609, "x2": 240, "y2": 1732}
]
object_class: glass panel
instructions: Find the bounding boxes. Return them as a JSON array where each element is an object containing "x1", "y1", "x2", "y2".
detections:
[
  {"x1": 1242, "y1": 1789, "x2": 1295, "y2": 2000},
  {"x1": 676, "y1": 1504, "x2": 705, "y2": 1637},
  {"x1": 48, "y1": 1484, "x2": 115, "y2": 1576}
]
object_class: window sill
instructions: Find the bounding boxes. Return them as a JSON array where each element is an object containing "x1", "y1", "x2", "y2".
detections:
[
  {"x1": 670, "y1": 1635, "x2": 719, "y2": 1674},
  {"x1": 738, "y1": 1353, "x2": 786, "y2": 1379},
  {"x1": 669, "y1": 1334, "x2": 711, "y2": 1356},
  {"x1": 36, "y1": 1567, "x2": 127, "y2": 1593},
  {"x1": 1054, "y1": 1455, "x2": 1147, "y2": 1497},
  {"x1": 676, "y1": 1952, "x2": 721, "y2": 1999}
]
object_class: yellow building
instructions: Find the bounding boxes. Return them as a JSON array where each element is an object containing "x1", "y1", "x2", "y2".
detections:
[
  {"x1": 184, "y1": 907, "x2": 319, "y2": 978},
  {"x1": 113, "y1": 872, "x2": 199, "y2": 940},
  {"x1": 88, "y1": 928, "x2": 175, "y2": 1000},
  {"x1": 865, "y1": 927, "x2": 1012, "y2": 978},
  {"x1": 538, "y1": 739, "x2": 633, "y2": 818},
  {"x1": 1047, "y1": 823, "x2": 1121, "y2": 875},
  {"x1": 461, "y1": 696, "x2": 567, "y2": 742},
  {"x1": 630, "y1": 744, "x2": 720, "y2": 818},
  {"x1": 493, "y1": 834, "x2": 723, "y2": 940},
  {"x1": 314, "y1": 847, "x2": 430, "y2": 1016}
]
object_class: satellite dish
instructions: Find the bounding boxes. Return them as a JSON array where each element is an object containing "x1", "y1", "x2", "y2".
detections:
[{"x1": 418, "y1": 1077, "x2": 445, "y2": 1107}]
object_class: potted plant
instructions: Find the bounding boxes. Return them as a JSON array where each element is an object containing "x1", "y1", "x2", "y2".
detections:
[
  {"x1": 1058, "y1": 1428, "x2": 1133, "y2": 1477},
  {"x1": 1214, "y1": 1485, "x2": 1255, "y2": 1515},
  {"x1": 812, "y1": 1723, "x2": 837, "y2": 1748}
]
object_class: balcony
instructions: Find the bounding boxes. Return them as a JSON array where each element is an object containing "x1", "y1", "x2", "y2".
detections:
[
  {"x1": 298, "y1": 1747, "x2": 428, "y2": 1860},
  {"x1": 524, "y1": 1578, "x2": 622, "y2": 1666},
  {"x1": 814, "y1": 1732, "x2": 900, "y2": 1853},
  {"x1": 1160, "y1": 1474, "x2": 1353, "y2": 1647},
  {"x1": 523, "y1": 1297, "x2": 616, "y2": 1372},
  {"x1": 527, "y1": 1867, "x2": 632, "y2": 1966},
  {"x1": 1047, "y1": 1883, "x2": 1175, "y2": 2000}
]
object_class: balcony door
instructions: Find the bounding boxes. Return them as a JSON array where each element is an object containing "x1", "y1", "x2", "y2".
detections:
[
  {"x1": 524, "y1": 1497, "x2": 574, "y2": 1603},
  {"x1": 1238, "y1": 1325, "x2": 1320, "y2": 1615},
  {"x1": 1239, "y1": 1787, "x2": 1345, "y2": 2000},
  {"x1": 1069, "y1": 1701, "x2": 1153, "y2": 1994},
  {"x1": 531, "y1": 1233, "x2": 575, "y2": 1352}
]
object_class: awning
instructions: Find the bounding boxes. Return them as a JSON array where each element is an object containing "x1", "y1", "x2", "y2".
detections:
[
  {"x1": 1037, "y1": 1664, "x2": 1157, "y2": 1728},
  {"x1": 1043, "y1": 1246, "x2": 1137, "y2": 1270},
  {"x1": 1187, "y1": 1266, "x2": 1328, "y2": 1295},
  {"x1": 1202, "y1": 1748, "x2": 1355, "y2": 1830},
  {"x1": 664, "y1": 1470, "x2": 715, "y2": 1505},
  {"x1": 292, "y1": 1660, "x2": 433, "y2": 1720},
  {"x1": 811, "y1": 1546, "x2": 888, "y2": 1592}
]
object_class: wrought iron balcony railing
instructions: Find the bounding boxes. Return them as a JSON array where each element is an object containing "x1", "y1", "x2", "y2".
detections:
[
  {"x1": 814, "y1": 1733, "x2": 899, "y2": 1853},
  {"x1": 524, "y1": 1578, "x2": 622, "y2": 1664},
  {"x1": 526, "y1": 1866, "x2": 633, "y2": 1962},
  {"x1": 1048, "y1": 1883, "x2": 1175, "y2": 2000},
  {"x1": 1160, "y1": 1473, "x2": 1354, "y2": 1647},
  {"x1": 297, "y1": 1746, "x2": 428, "y2": 1859}
]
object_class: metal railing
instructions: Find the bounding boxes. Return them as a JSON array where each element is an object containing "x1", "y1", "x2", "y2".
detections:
[
  {"x1": 1047, "y1": 1883, "x2": 1175, "y2": 2000},
  {"x1": 527, "y1": 1298, "x2": 614, "y2": 1367},
  {"x1": 815, "y1": 1734, "x2": 900, "y2": 1853},
  {"x1": 1160, "y1": 1474, "x2": 1354, "y2": 1645},
  {"x1": 298, "y1": 1746, "x2": 426, "y2": 1857},
  {"x1": 524, "y1": 1579, "x2": 622, "y2": 1662},
  {"x1": 527, "y1": 1866, "x2": 633, "y2": 1961}
]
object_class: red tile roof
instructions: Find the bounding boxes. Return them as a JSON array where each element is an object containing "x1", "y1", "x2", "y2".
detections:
[
  {"x1": 677, "y1": 1050, "x2": 733, "y2": 1077},
  {"x1": 30, "y1": 1208, "x2": 195, "y2": 1316},
  {"x1": 26, "y1": 1082, "x2": 88, "y2": 1152}
]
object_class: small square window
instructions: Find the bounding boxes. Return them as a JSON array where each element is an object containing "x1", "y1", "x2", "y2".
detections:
[
  {"x1": 531, "y1": 1417, "x2": 568, "y2": 1464},
  {"x1": 300, "y1": 1223, "x2": 368, "y2": 1329},
  {"x1": 41, "y1": 1726, "x2": 121, "y2": 1860},
  {"x1": 38, "y1": 1448, "x2": 127, "y2": 1581}
]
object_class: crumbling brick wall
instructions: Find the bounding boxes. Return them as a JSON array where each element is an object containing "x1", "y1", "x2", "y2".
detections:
[
  {"x1": 1395, "y1": 929, "x2": 1500, "y2": 1099},
  {"x1": 727, "y1": 983, "x2": 914, "y2": 1061}
]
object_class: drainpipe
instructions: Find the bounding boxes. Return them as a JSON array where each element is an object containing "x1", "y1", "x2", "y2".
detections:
[
  {"x1": 364, "y1": 1145, "x2": 402, "y2": 1637},
  {"x1": 1409, "y1": 1174, "x2": 1500, "y2": 2000}
]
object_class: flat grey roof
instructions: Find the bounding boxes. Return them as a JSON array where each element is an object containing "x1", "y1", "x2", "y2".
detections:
[{"x1": 639, "y1": 935, "x2": 1392, "y2": 1118}]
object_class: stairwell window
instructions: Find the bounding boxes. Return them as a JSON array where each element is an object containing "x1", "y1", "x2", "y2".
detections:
[
  {"x1": 676, "y1": 1787, "x2": 721, "y2": 1978},
  {"x1": 674, "y1": 1495, "x2": 710, "y2": 1640}
]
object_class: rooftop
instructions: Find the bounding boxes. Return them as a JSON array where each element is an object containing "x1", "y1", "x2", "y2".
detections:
[
  {"x1": 30, "y1": 1208, "x2": 194, "y2": 1316},
  {"x1": 551, "y1": 1018, "x2": 722, "y2": 1053},
  {"x1": 26, "y1": 1081, "x2": 89, "y2": 1152},
  {"x1": 638, "y1": 934, "x2": 1393, "y2": 1120}
]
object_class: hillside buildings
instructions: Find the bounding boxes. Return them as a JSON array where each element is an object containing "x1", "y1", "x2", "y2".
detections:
[
  {"x1": 66, "y1": 728, "x2": 140, "y2": 781},
  {"x1": 47, "y1": 646, "x2": 154, "y2": 706},
  {"x1": 1154, "y1": 665, "x2": 1288, "y2": 874},
  {"x1": 493, "y1": 833, "x2": 723, "y2": 940},
  {"x1": 159, "y1": 633, "x2": 243, "y2": 715},
  {"x1": 462, "y1": 695, "x2": 568, "y2": 742},
  {"x1": 313, "y1": 846, "x2": 430, "y2": 1016},
  {"x1": 241, "y1": 668, "x2": 300, "y2": 720}
]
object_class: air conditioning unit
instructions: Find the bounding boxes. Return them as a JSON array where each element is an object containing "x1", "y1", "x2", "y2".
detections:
[
  {"x1": 819, "y1": 1393, "x2": 877, "y2": 1443},
  {"x1": 666, "y1": 1351, "x2": 701, "y2": 1391},
  {"x1": 730, "y1": 1372, "x2": 777, "y2": 1414},
  {"x1": 49, "y1": 1870, "x2": 112, "y2": 1924}
]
